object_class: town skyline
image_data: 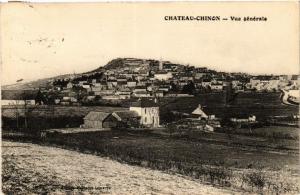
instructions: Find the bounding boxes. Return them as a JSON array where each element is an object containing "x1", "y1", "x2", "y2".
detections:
[{"x1": 2, "y1": 56, "x2": 299, "y2": 86}]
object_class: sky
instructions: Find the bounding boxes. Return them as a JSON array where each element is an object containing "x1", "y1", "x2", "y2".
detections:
[{"x1": 1, "y1": 2, "x2": 299, "y2": 85}]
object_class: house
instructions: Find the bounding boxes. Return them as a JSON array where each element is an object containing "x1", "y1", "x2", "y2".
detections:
[
  {"x1": 127, "y1": 80, "x2": 137, "y2": 88},
  {"x1": 91, "y1": 86, "x2": 104, "y2": 92},
  {"x1": 66, "y1": 82, "x2": 73, "y2": 89},
  {"x1": 62, "y1": 96, "x2": 77, "y2": 104},
  {"x1": 107, "y1": 80, "x2": 118, "y2": 89},
  {"x1": 60, "y1": 101, "x2": 70, "y2": 106},
  {"x1": 158, "y1": 85, "x2": 170, "y2": 92},
  {"x1": 201, "y1": 78, "x2": 212, "y2": 88},
  {"x1": 179, "y1": 81, "x2": 188, "y2": 87},
  {"x1": 133, "y1": 91, "x2": 152, "y2": 98},
  {"x1": 94, "y1": 89, "x2": 115, "y2": 96},
  {"x1": 154, "y1": 90, "x2": 164, "y2": 97},
  {"x1": 83, "y1": 111, "x2": 118, "y2": 129},
  {"x1": 1, "y1": 90, "x2": 44, "y2": 106},
  {"x1": 82, "y1": 83, "x2": 91, "y2": 89},
  {"x1": 111, "y1": 111, "x2": 140, "y2": 128},
  {"x1": 230, "y1": 115, "x2": 256, "y2": 123},
  {"x1": 210, "y1": 83, "x2": 223, "y2": 91},
  {"x1": 133, "y1": 86, "x2": 147, "y2": 93},
  {"x1": 194, "y1": 72, "x2": 208, "y2": 79},
  {"x1": 117, "y1": 81, "x2": 128, "y2": 90},
  {"x1": 116, "y1": 77, "x2": 127, "y2": 82},
  {"x1": 137, "y1": 79, "x2": 147, "y2": 86},
  {"x1": 129, "y1": 98, "x2": 160, "y2": 128},
  {"x1": 78, "y1": 81, "x2": 87, "y2": 86},
  {"x1": 192, "y1": 104, "x2": 208, "y2": 119},
  {"x1": 154, "y1": 72, "x2": 173, "y2": 81},
  {"x1": 86, "y1": 95, "x2": 96, "y2": 101},
  {"x1": 54, "y1": 98, "x2": 61, "y2": 104},
  {"x1": 102, "y1": 95, "x2": 124, "y2": 100}
]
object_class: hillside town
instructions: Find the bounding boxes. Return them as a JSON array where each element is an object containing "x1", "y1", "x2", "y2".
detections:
[{"x1": 3, "y1": 58, "x2": 299, "y2": 107}]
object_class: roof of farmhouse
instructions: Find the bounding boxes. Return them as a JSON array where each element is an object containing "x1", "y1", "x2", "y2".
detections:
[{"x1": 84, "y1": 111, "x2": 111, "y2": 121}]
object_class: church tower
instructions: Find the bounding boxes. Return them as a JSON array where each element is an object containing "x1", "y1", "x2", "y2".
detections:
[{"x1": 159, "y1": 58, "x2": 163, "y2": 70}]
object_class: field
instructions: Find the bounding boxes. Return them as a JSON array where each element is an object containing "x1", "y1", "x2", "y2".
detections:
[
  {"x1": 159, "y1": 92, "x2": 298, "y2": 122},
  {"x1": 2, "y1": 141, "x2": 232, "y2": 194},
  {"x1": 2, "y1": 92, "x2": 298, "y2": 130},
  {"x1": 233, "y1": 126, "x2": 299, "y2": 140},
  {"x1": 4, "y1": 125, "x2": 299, "y2": 194}
]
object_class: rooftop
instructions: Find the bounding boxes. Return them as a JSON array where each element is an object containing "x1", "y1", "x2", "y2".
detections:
[
  {"x1": 130, "y1": 98, "x2": 158, "y2": 108},
  {"x1": 84, "y1": 111, "x2": 111, "y2": 121}
]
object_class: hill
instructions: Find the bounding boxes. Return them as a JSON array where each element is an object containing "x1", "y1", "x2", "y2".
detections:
[
  {"x1": 1, "y1": 74, "x2": 79, "y2": 90},
  {"x1": 91, "y1": 57, "x2": 159, "y2": 73},
  {"x1": 2, "y1": 57, "x2": 163, "y2": 90}
]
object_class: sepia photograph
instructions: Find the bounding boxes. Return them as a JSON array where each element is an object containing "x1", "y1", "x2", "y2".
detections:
[{"x1": 1, "y1": 1, "x2": 299, "y2": 194}]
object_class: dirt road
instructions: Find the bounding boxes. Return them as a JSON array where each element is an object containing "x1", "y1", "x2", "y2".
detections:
[{"x1": 2, "y1": 141, "x2": 232, "y2": 194}]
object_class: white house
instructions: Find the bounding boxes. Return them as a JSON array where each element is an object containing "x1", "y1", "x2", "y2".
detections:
[
  {"x1": 154, "y1": 72, "x2": 173, "y2": 81},
  {"x1": 192, "y1": 104, "x2": 208, "y2": 119},
  {"x1": 129, "y1": 99, "x2": 160, "y2": 128},
  {"x1": 66, "y1": 82, "x2": 73, "y2": 89},
  {"x1": 127, "y1": 80, "x2": 137, "y2": 88},
  {"x1": 210, "y1": 83, "x2": 223, "y2": 91}
]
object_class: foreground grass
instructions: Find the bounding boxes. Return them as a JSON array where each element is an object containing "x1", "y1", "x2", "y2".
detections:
[
  {"x1": 5, "y1": 127, "x2": 299, "y2": 194},
  {"x1": 2, "y1": 141, "x2": 232, "y2": 194}
]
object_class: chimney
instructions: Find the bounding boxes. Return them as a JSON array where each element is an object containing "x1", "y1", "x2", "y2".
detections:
[{"x1": 198, "y1": 104, "x2": 202, "y2": 109}]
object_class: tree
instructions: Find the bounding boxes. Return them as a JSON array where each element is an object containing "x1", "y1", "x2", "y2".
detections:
[
  {"x1": 170, "y1": 82, "x2": 178, "y2": 92},
  {"x1": 166, "y1": 123, "x2": 176, "y2": 137},
  {"x1": 11, "y1": 92, "x2": 29, "y2": 130},
  {"x1": 182, "y1": 81, "x2": 196, "y2": 95}
]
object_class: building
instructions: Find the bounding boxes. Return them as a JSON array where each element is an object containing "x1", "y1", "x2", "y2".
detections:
[
  {"x1": 66, "y1": 82, "x2": 73, "y2": 89},
  {"x1": 133, "y1": 86, "x2": 147, "y2": 93},
  {"x1": 129, "y1": 98, "x2": 160, "y2": 128},
  {"x1": 83, "y1": 110, "x2": 141, "y2": 129},
  {"x1": 154, "y1": 72, "x2": 173, "y2": 81},
  {"x1": 192, "y1": 104, "x2": 208, "y2": 119},
  {"x1": 1, "y1": 90, "x2": 44, "y2": 106},
  {"x1": 112, "y1": 111, "x2": 140, "y2": 128},
  {"x1": 133, "y1": 91, "x2": 152, "y2": 98},
  {"x1": 127, "y1": 80, "x2": 137, "y2": 88},
  {"x1": 83, "y1": 112, "x2": 118, "y2": 129},
  {"x1": 210, "y1": 83, "x2": 223, "y2": 91},
  {"x1": 201, "y1": 78, "x2": 212, "y2": 88},
  {"x1": 230, "y1": 115, "x2": 256, "y2": 123}
]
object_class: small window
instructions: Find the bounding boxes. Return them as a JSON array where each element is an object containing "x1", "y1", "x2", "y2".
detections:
[{"x1": 145, "y1": 117, "x2": 147, "y2": 123}]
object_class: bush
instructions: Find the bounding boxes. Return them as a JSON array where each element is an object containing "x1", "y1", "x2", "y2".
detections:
[{"x1": 242, "y1": 170, "x2": 267, "y2": 191}]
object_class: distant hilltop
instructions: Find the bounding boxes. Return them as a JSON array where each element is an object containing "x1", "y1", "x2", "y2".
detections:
[
  {"x1": 90, "y1": 58, "x2": 174, "y2": 73},
  {"x1": 1, "y1": 57, "x2": 298, "y2": 91}
]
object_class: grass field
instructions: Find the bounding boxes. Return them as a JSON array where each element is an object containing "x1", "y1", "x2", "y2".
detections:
[
  {"x1": 5, "y1": 125, "x2": 298, "y2": 194},
  {"x1": 3, "y1": 141, "x2": 234, "y2": 194},
  {"x1": 233, "y1": 126, "x2": 299, "y2": 140},
  {"x1": 2, "y1": 92, "x2": 298, "y2": 129},
  {"x1": 159, "y1": 92, "x2": 298, "y2": 122}
]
